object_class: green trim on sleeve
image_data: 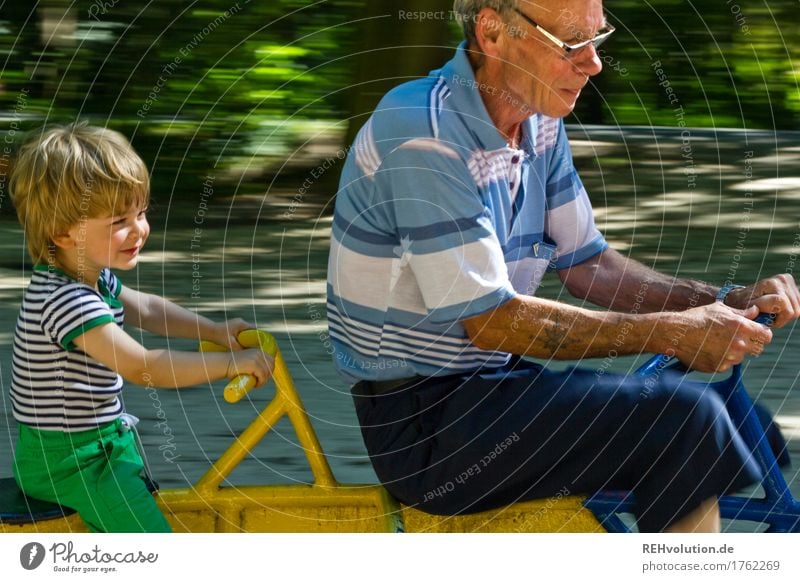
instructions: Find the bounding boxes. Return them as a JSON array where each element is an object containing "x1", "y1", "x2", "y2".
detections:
[{"x1": 61, "y1": 315, "x2": 116, "y2": 351}]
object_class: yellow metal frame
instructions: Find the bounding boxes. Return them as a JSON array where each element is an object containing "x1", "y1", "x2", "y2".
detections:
[
  {"x1": 197, "y1": 330, "x2": 336, "y2": 492},
  {"x1": 1, "y1": 330, "x2": 603, "y2": 533},
  {"x1": 152, "y1": 330, "x2": 402, "y2": 532}
]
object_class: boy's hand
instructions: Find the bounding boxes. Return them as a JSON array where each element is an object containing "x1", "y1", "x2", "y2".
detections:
[
  {"x1": 211, "y1": 318, "x2": 254, "y2": 351},
  {"x1": 226, "y1": 349, "x2": 275, "y2": 387}
]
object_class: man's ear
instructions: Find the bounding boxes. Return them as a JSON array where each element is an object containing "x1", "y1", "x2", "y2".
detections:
[{"x1": 474, "y1": 7, "x2": 506, "y2": 59}]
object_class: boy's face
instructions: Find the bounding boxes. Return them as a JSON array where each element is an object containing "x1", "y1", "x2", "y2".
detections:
[{"x1": 56, "y1": 204, "x2": 150, "y2": 282}]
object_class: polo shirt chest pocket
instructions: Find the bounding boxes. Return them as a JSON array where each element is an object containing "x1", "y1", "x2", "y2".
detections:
[{"x1": 505, "y1": 239, "x2": 557, "y2": 296}]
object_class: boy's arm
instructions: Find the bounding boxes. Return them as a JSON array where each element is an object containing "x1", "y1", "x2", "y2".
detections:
[
  {"x1": 73, "y1": 322, "x2": 273, "y2": 388},
  {"x1": 120, "y1": 287, "x2": 249, "y2": 350}
]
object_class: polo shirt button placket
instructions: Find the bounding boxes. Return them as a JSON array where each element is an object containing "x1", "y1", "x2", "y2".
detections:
[{"x1": 509, "y1": 152, "x2": 523, "y2": 192}]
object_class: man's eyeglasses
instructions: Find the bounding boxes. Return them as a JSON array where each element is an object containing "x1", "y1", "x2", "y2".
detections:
[{"x1": 512, "y1": 8, "x2": 615, "y2": 55}]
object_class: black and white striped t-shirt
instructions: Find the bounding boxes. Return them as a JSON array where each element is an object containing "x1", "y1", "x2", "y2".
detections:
[{"x1": 11, "y1": 265, "x2": 125, "y2": 431}]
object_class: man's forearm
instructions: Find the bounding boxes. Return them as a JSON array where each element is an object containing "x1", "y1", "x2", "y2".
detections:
[
  {"x1": 559, "y1": 248, "x2": 718, "y2": 313},
  {"x1": 464, "y1": 294, "x2": 668, "y2": 360},
  {"x1": 464, "y1": 291, "x2": 771, "y2": 372}
]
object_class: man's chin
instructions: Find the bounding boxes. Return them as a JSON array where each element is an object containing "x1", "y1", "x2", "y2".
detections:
[
  {"x1": 543, "y1": 104, "x2": 576, "y2": 119},
  {"x1": 547, "y1": 89, "x2": 581, "y2": 117}
]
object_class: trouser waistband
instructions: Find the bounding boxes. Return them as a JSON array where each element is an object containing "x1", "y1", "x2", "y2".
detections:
[
  {"x1": 354, "y1": 375, "x2": 430, "y2": 396},
  {"x1": 353, "y1": 358, "x2": 533, "y2": 397},
  {"x1": 17, "y1": 415, "x2": 139, "y2": 449}
]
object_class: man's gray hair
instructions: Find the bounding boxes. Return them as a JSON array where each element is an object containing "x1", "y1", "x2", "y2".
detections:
[{"x1": 452, "y1": 0, "x2": 519, "y2": 45}]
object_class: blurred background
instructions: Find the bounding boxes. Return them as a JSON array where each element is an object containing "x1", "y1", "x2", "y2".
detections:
[
  {"x1": 0, "y1": 1, "x2": 799, "y2": 531},
  {"x1": 1, "y1": 0, "x2": 798, "y2": 202}
]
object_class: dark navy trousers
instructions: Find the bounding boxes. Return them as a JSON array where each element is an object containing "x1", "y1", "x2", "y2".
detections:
[{"x1": 352, "y1": 360, "x2": 761, "y2": 532}]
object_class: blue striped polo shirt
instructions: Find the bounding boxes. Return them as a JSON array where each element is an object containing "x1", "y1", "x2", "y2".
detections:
[{"x1": 327, "y1": 43, "x2": 607, "y2": 385}]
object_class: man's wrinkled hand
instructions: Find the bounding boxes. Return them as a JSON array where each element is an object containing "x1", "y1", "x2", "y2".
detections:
[
  {"x1": 725, "y1": 274, "x2": 800, "y2": 328},
  {"x1": 668, "y1": 303, "x2": 773, "y2": 373}
]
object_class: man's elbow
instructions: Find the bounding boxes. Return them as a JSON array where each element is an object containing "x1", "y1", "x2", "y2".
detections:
[
  {"x1": 466, "y1": 329, "x2": 497, "y2": 351},
  {"x1": 557, "y1": 266, "x2": 588, "y2": 300},
  {"x1": 463, "y1": 311, "x2": 505, "y2": 352},
  {"x1": 566, "y1": 280, "x2": 592, "y2": 301}
]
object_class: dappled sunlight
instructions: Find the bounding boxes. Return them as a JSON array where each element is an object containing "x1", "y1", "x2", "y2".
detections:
[
  {"x1": 0, "y1": 275, "x2": 26, "y2": 291},
  {"x1": 687, "y1": 212, "x2": 796, "y2": 230},
  {"x1": 265, "y1": 321, "x2": 328, "y2": 334},
  {"x1": 279, "y1": 227, "x2": 331, "y2": 239},
  {"x1": 214, "y1": 245, "x2": 280, "y2": 258},
  {"x1": 771, "y1": 244, "x2": 800, "y2": 255},
  {"x1": 191, "y1": 296, "x2": 321, "y2": 312},
  {"x1": 639, "y1": 190, "x2": 716, "y2": 209},
  {"x1": 258, "y1": 280, "x2": 327, "y2": 298},
  {"x1": 776, "y1": 416, "x2": 800, "y2": 441},
  {"x1": 637, "y1": 252, "x2": 680, "y2": 262},
  {"x1": 730, "y1": 177, "x2": 800, "y2": 193},
  {"x1": 139, "y1": 251, "x2": 193, "y2": 263},
  {"x1": 593, "y1": 205, "x2": 643, "y2": 220},
  {"x1": 567, "y1": 139, "x2": 621, "y2": 158},
  {"x1": 751, "y1": 153, "x2": 800, "y2": 166}
]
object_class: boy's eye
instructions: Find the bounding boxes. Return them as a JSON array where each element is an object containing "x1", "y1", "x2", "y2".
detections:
[{"x1": 110, "y1": 208, "x2": 147, "y2": 225}]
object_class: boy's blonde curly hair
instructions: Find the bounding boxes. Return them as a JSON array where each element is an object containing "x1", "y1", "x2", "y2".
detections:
[{"x1": 10, "y1": 123, "x2": 150, "y2": 265}]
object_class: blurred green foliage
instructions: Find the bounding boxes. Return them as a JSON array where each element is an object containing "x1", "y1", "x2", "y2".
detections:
[
  {"x1": 572, "y1": 0, "x2": 800, "y2": 128},
  {"x1": 0, "y1": 0, "x2": 797, "y2": 203}
]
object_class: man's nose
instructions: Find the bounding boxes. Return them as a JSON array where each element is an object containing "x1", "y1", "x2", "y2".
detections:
[{"x1": 572, "y1": 44, "x2": 603, "y2": 76}]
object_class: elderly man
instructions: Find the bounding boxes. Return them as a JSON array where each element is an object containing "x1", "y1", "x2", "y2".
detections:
[{"x1": 327, "y1": 0, "x2": 800, "y2": 532}]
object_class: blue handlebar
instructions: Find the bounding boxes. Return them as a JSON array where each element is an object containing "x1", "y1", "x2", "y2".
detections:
[{"x1": 756, "y1": 312, "x2": 776, "y2": 326}]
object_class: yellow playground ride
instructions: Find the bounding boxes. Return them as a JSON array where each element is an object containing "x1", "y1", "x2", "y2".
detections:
[{"x1": 0, "y1": 330, "x2": 602, "y2": 533}]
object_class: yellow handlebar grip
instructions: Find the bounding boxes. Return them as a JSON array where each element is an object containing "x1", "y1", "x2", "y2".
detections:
[
  {"x1": 199, "y1": 330, "x2": 279, "y2": 404},
  {"x1": 224, "y1": 374, "x2": 258, "y2": 403},
  {"x1": 236, "y1": 329, "x2": 279, "y2": 357}
]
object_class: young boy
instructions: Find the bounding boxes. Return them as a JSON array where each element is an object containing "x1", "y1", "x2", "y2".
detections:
[{"x1": 8, "y1": 123, "x2": 273, "y2": 532}]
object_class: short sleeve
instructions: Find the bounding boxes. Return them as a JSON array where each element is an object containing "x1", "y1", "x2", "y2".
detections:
[
  {"x1": 545, "y1": 121, "x2": 608, "y2": 269},
  {"x1": 41, "y1": 284, "x2": 116, "y2": 351},
  {"x1": 375, "y1": 138, "x2": 516, "y2": 324}
]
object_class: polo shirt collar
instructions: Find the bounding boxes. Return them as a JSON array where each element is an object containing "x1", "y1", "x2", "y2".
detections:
[{"x1": 441, "y1": 42, "x2": 537, "y2": 157}]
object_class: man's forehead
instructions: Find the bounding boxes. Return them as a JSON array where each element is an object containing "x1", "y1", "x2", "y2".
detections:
[
  {"x1": 519, "y1": 0, "x2": 604, "y2": 13},
  {"x1": 519, "y1": 0, "x2": 605, "y2": 31}
]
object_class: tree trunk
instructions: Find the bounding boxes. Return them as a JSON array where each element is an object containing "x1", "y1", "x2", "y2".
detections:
[{"x1": 344, "y1": 0, "x2": 456, "y2": 147}]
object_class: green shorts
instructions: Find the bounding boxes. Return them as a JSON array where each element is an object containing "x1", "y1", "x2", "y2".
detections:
[{"x1": 13, "y1": 419, "x2": 171, "y2": 533}]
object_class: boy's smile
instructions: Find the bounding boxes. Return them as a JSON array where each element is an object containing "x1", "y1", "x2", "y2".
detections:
[{"x1": 54, "y1": 205, "x2": 150, "y2": 285}]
